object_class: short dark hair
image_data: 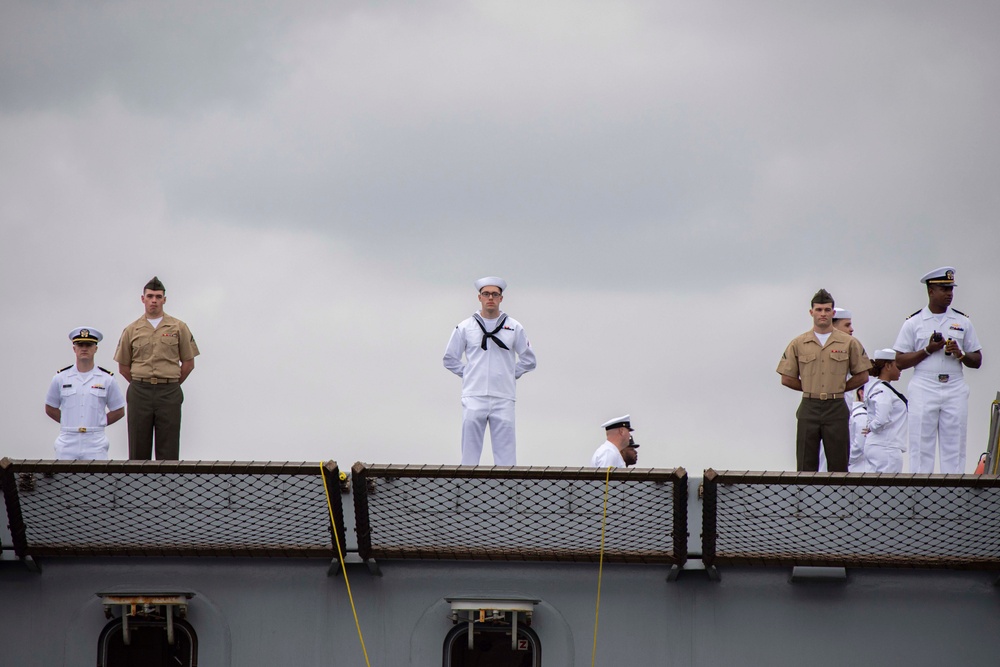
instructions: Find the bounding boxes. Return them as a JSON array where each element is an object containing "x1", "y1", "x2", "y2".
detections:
[
  {"x1": 811, "y1": 288, "x2": 834, "y2": 308},
  {"x1": 871, "y1": 357, "x2": 892, "y2": 377},
  {"x1": 144, "y1": 276, "x2": 166, "y2": 293}
]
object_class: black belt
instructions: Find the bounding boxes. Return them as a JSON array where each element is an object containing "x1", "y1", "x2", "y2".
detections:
[{"x1": 134, "y1": 377, "x2": 179, "y2": 384}]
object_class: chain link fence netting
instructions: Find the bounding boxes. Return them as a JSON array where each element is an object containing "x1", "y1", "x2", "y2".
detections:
[
  {"x1": 0, "y1": 459, "x2": 345, "y2": 559},
  {"x1": 352, "y1": 464, "x2": 688, "y2": 564},
  {"x1": 703, "y1": 470, "x2": 1000, "y2": 569}
]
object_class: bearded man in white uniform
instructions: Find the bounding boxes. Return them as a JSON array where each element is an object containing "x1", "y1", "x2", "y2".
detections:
[
  {"x1": 893, "y1": 267, "x2": 983, "y2": 473},
  {"x1": 444, "y1": 277, "x2": 536, "y2": 466},
  {"x1": 590, "y1": 415, "x2": 635, "y2": 468},
  {"x1": 45, "y1": 327, "x2": 126, "y2": 460}
]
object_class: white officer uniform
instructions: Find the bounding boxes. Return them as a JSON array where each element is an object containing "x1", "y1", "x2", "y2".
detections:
[
  {"x1": 863, "y1": 350, "x2": 908, "y2": 473},
  {"x1": 45, "y1": 328, "x2": 126, "y2": 460},
  {"x1": 590, "y1": 415, "x2": 633, "y2": 468},
  {"x1": 893, "y1": 268, "x2": 982, "y2": 473},
  {"x1": 591, "y1": 441, "x2": 626, "y2": 468},
  {"x1": 443, "y1": 277, "x2": 536, "y2": 466}
]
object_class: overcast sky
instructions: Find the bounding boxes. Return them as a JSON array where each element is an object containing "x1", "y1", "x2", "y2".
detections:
[{"x1": 2, "y1": 0, "x2": 997, "y2": 473}]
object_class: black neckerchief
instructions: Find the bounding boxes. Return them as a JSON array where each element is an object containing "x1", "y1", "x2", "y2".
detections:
[
  {"x1": 874, "y1": 380, "x2": 908, "y2": 407},
  {"x1": 473, "y1": 313, "x2": 510, "y2": 351}
]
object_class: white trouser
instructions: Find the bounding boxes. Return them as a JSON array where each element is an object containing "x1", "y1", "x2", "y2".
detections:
[
  {"x1": 907, "y1": 374, "x2": 970, "y2": 474},
  {"x1": 864, "y1": 444, "x2": 903, "y2": 473},
  {"x1": 54, "y1": 431, "x2": 110, "y2": 460},
  {"x1": 461, "y1": 396, "x2": 516, "y2": 466}
]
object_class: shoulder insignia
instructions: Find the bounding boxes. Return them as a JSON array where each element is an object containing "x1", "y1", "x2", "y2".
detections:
[
  {"x1": 905, "y1": 309, "x2": 922, "y2": 320},
  {"x1": 952, "y1": 308, "x2": 968, "y2": 317},
  {"x1": 58, "y1": 364, "x2": 72, "y2": 373},
  {"x1": 98, "y1": 366, "x2": 115, "y2": 376}
]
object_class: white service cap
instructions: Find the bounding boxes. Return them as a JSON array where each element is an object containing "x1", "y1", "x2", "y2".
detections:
[
  {"x1": 920, "y1": 267, "x2": 956, "y2": 286},
  {"x1": 601, "y1": 414, "x2": 634, "y2": 431},
  {"x1": 69, "y1": 327, "x2": 103, "y2": 343},
  {"x1": 873, "y1": 349, "x2": 896, "y2": 361}
]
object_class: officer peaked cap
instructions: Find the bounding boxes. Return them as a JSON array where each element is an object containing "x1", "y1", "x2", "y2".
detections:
[
  {"x1": 920, "y1": 267, "x2": 956, "y2": 286},
  {"x1": 70, "y1": 327, "x2": 103, "y2": 343},
  {"x1": 602, "y1": 414, "x2": 634, "y2": 431}
]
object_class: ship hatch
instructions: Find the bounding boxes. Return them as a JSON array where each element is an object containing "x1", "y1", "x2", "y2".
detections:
[
  {"x1": 96, "y1": 592, "x2": 197, "y2": 667},
  {"x1": 445, "y1": 598, "x2": 540, "y2": 666}
]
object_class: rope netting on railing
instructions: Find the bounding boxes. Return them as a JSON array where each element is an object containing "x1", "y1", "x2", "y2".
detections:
[
  {"x1": 702, "y1": 470, "x2": 1000, "y2": 569},
  {"x1": 0, "y1": 459, "x2": 345, "y2": 559},
  {"x1": 352, "y1": 464, "x2": 688, "y2": 564}
]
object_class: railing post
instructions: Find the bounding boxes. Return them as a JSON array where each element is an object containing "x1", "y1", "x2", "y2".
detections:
[
  {"x1": 0, "y1": 458, "x2": 29, "y2": 559},
  {"x1": 321, "y1": 461, "x2": 347, "y2": 571},
  {"x1": 351, "y1": 462, "x2": 372, "y2": 562},
  {"x1": 672, "y1": 467, "x2": 688, "y2": 567},
  {"x1": 701, "y1": 468, "x2": 718, "y2": 569}
]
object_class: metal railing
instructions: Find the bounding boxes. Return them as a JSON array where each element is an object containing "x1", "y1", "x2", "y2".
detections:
[
  {"x1": 702, "y1": 469, "x2": 1000, "y2": 570},
  {"x1": 352, "y1": 464, "x2": 688, "y2": 565},
  {"x1": 0, "y1": 459, "x2": 346, "y2": 560}
]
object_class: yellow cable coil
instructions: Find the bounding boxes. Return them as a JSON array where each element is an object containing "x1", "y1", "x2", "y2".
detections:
[
  {"x1": 320, "y1": 463, "x2": 372, "y2": 667},
  {"x1": 591, "y1": 466, "x2": 613, "y2": 667}
]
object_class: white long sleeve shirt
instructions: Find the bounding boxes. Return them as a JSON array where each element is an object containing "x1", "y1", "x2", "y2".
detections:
[
  {"x1": 443, "y1": 311, "x2": 536, "y2": 400},
  {"x1": 864, "y1": 380, "x2": 908, "y2": 450},
  {"x1": 848, "y1": 401, "x2": 868, "y2": 472}
]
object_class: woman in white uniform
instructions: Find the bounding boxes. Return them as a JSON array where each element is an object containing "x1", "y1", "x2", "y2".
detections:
[{"x1": 863, "y1": 349, "x2": 908, "y2": 473}]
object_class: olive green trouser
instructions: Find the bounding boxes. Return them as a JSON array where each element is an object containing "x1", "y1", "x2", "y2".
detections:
[{"x1": 126, "y1": 381, "x2": 183, "y2": 460}]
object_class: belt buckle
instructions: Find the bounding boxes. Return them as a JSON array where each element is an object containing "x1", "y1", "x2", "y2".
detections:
[
  {"x1": 78, "y1": 427, "x2": 87, "y2": 433},
  {"x1": 150, "y1": 378, "x2": 159, "y2": 385},
  {"x1": 938, "y1": 374, "x2": 949, "y2": 383},
  {"x1": 819, "y1": 392, "x2": 828, "y2": 400}
]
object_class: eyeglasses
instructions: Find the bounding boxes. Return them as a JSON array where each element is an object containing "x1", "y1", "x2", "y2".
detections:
[{"x1": 479, "y1": 291, "x2": 502, "y2": 299}]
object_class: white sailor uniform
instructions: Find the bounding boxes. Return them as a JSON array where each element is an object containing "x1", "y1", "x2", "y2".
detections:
[
  {"x1": 893, "y1": 307, "x2": 981, "y2": 473},
  {"x1": 590, "y1": 441, "x2": 627, "y2": 468},
  {"x1": 862, "y1": 380, "x2": 908, "y2": 473},
  {"x1": 847, "y1": 399, "x2": 868, "y2": 473},
  {"x1": 443, "y1": 311, "x2": 536, "y2": 466},
  {"x1": 45, "y1": 365, "x2": 125, "y2": 460}
]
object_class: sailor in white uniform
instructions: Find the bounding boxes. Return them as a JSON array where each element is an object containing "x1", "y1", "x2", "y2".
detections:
[
  {"x1": 893, "y1": 267, "x2": 983, "y2": 473},
  {"x1": 819, "y1": 308, "x2": 860, "y2": 472},
  {"x1": 590, "y1": 415, "x2": 635, "y2": 468},
  {"x1": 847, "y1": 386, "x2": 868, "y2": 472},
  {"x1": 45, "y1": 327, "x2": 126, "y2": 460},
  {"x1": 863, "y1": 349, "x2": 908, "y2": 473},
  {"x1": 443, "y1": 277, "x2": 536, "y2": 466}
]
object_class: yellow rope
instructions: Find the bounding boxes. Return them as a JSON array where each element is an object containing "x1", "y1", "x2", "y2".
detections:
[
  {"x1": 320, "y1": 463, "x2": 372, "y2": 667},
  {"x1": 590, "y1": 466, "x2": 613, "y2": 667}
]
